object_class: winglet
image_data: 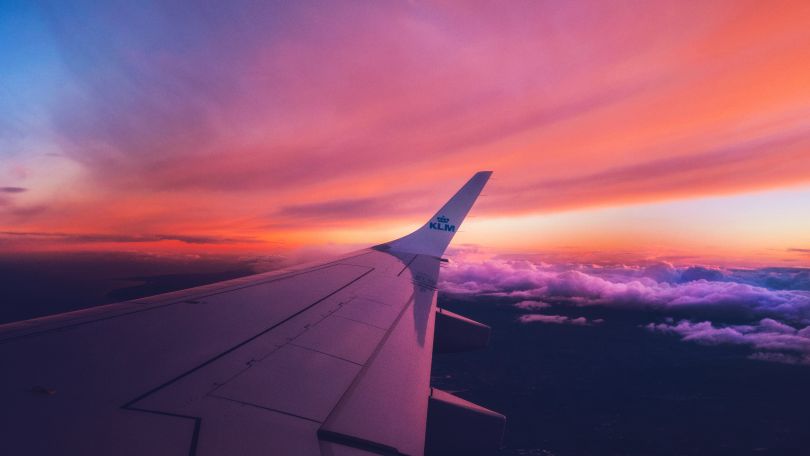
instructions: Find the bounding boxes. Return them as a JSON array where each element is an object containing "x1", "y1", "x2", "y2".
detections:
[{"x1": 379, "y1": 171, "x2": 492, "y2": 257}]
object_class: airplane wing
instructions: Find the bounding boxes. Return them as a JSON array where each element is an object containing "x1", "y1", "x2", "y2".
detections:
[{"x1": 0, "y1": 171, "x2": 505, "y2": 456}]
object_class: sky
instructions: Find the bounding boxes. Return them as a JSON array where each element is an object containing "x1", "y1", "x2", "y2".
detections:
[{"x1": 1, "y1": 0, "x2": 810, "y2": 263}]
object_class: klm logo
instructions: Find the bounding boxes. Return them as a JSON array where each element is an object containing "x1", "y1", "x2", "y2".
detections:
[{"x1": 429, "y1": 215, "x2": 455, "y2": 232}]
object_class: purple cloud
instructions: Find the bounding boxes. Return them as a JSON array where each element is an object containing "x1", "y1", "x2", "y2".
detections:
[
  {"x1": 0, "y1": 231, "x2": 259, "y2": 245},
  {"x1": 729, "y1": 267, "x2": 810, "y2": 291},
  {"x1": 514, "y1": 300, "x2": 551, "y2": 310},
  {"x1": 440, "y1": 259, "x2": 810, "y2": 323},
  {"x1": 645, "y1": 319, "x2": 810, "y2": 365},
  {"x1": 519, "y1": 314, "x2": 596, "y2": 326},
  {"x1": 749, "y1": 352, "x2": 810, "y2": 365},
  {"x1": 440, "y1": 257, "x2": 810, "y2": 364}
]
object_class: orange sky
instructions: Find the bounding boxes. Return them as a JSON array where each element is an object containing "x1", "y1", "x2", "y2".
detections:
[{"x1": 1, "y1": 1, "x2": 810, "y2": 264}]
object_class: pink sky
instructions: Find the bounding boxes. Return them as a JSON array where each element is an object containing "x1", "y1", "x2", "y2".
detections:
[{"x1": 1, "y1": 0, "x2": 809, "y2": 263}]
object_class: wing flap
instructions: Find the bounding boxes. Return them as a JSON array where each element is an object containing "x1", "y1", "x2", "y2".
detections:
[{"x1": 213, "y1": 344, "x2": 362, "y2": 422}]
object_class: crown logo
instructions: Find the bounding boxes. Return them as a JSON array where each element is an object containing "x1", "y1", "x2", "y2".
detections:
[{"x1": 437, "y1": 215, "x2": 449, "y2": 223}]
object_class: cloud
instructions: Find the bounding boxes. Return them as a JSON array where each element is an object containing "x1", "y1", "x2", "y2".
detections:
[
  {"x1": 680, "y1": 266, "x2": 725, "y2": 282},
  {"x1": 645, "y1": 319, "x2": 810, "y2": 365},
  {"x1": 440, "y1": 259, "x2": 810, "y2": 324},
  {"x1": 0, "y1": 231, "x2": 259, "y2": 245},
  {"x1": 272, "y1": 190, "x2": 424, "y2": 222},
  {"x1": 729, "y1": 267, "x2": 810, "y2": 291},
  {"x1": 441, "y1": 258, "x2": 810, "y2": 364},
  {"x1": 749, "y1": 352, "x2": 810, "y2": 365},
  {"x1": 501, "y1": 126, "x2": 810, "y2": 212},
  {"x1": 514, "y1": 300, "x2": 551, "y2": 310},
  {"x1": 519, "y1": 314, "x2": 596, "y2": 326},
  {"x1": 0, "y1": 187, "x2": 27, "y2": 193}
]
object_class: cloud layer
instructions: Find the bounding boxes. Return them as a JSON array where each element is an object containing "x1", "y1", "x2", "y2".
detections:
[
  {"x1": 441, "y1": 259, "x2": 810, "y2": 321},
  {"x1": 646, "y1": 319, "x2": 810, "y2": 365},
  {"x1": 440, "y1": 258, "x2": 810, "y2": 364},
  {"x1": 519, "y1": 314, "x2": 601, "y2": 326}
]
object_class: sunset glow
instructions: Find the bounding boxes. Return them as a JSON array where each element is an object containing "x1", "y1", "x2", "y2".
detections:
[{"x1": 2, "y1": 1, "x2": 809, "y2": 263}]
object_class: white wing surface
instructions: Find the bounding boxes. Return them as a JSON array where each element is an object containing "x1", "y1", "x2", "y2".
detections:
[{"x1": 0, "y1": 171, "x2": 504, "y2": 456}]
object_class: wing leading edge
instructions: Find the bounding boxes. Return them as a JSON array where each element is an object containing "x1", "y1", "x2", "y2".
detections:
[{"x1": 0, "y1": 171, "x2": 504, "y2": 456}]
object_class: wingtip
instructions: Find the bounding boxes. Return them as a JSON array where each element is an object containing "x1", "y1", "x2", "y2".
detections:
[
  {"x1": 474, "y1": 170, "x2": 494, "y2": 181},
  {"x1": 384, "y1": 171, "x2": 492, "y2": 257}
]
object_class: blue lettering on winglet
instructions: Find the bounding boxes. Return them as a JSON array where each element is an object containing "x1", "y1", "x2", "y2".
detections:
[{"x1": 429, "y1": 215, "x2": 455, "y2": 232}]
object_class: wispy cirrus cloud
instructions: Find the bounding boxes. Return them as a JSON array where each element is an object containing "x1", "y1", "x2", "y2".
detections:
[
  {"x1": 3, "y1": 1, "x2": 810, "y2": 253},
  {"x1": 0, "y1": 231, "x2": 259, "y2": 245},
  {"x1": 272, "y1": 190, "x2": 425, "y2": 222},
  {"x1": 0, "y1": 187, "x2": 27, "y2": 193},
  {"x1": 496, "y1": 125, "x2": 810, "y2": 211}
]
